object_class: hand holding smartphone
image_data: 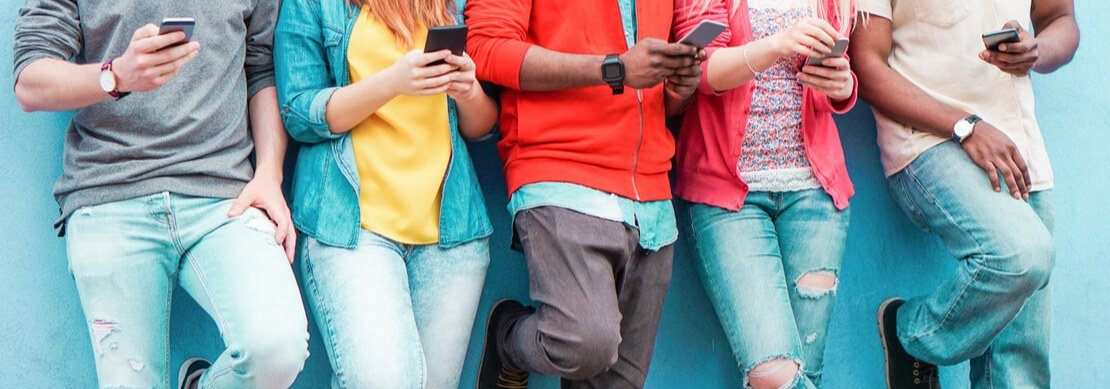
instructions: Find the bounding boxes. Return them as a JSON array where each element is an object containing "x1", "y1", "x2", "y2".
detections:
[{"x1": 806, "y1": 37, "x2": 849, "y2": 66}]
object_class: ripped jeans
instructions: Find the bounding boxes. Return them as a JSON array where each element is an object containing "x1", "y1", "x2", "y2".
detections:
[
  {"x1": 686, "y1": 190, "x2": 849, "y2": 388},
  {"x1": 65, "y1": 192, "x2": 309, "y2": 388}
]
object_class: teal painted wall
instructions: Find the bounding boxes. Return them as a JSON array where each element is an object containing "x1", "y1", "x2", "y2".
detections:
[{"x1": 1, "y1": 2, "x2": 1107, "y2": 387}]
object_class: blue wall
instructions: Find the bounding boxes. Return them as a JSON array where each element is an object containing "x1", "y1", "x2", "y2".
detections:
[{"x1": 1, "y1": 2, "x2": 1107, "y2": 388}]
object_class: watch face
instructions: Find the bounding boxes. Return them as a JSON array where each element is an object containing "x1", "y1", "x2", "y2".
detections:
[
  {"x1": 602, "y1": 63, "x2": 623, "y2": 81},
  {"x1": 99, "y1": 70, "x2": 116, "y2": 93}
]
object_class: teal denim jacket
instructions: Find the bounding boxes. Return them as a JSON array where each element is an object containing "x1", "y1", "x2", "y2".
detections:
[{"x1": 274, "y1": 0, "x2": 492, "y2": 249}]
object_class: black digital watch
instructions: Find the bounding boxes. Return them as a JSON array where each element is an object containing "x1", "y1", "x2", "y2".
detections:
[{"x1": 601, "y1": 54, "x2": 625, "y2": 95}]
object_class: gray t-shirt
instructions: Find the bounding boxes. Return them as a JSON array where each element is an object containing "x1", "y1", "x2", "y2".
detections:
[{"x1": 13, "y1": 0, "x2": 280, "y2": 226}]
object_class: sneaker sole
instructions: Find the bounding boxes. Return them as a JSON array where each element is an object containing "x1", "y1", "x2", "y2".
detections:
[
  {"x1": 477, "y1": 298, "x2": 516, "y2": 389},
  {"x1": 877, "y1": 297, "x2": 902, "y2": 389},
  {"x1": 177, "y1": 357, "x2": 206, "y2": 389}
]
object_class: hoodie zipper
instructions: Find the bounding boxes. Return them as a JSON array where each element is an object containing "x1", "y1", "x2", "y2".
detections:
[{"x1": 631, "y1": 89, "x2": 645, "y2": 201}]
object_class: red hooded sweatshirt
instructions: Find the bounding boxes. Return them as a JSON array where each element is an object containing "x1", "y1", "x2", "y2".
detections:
[{"x1": 465, "y1": 0, "x2": 676, "y2": 201}]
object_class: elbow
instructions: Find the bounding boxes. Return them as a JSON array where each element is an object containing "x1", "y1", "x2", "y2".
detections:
[{"x1": 14, "y1": 83, "x2": 43, "y2": 112}]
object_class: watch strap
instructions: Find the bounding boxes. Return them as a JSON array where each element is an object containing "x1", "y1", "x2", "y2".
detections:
[
  {"x1": 102, "y1": 59, "x2": 130, "y2": 100},
  {"x1": 603, "y1": 54, "x2": 624, "y2": 95}
]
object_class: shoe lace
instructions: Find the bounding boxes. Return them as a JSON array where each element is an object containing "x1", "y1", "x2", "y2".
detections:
[
  {"x1": 497, "y1": 362, "x2": 530, "y2": 389},
  {"x1": 912, "y1": 360, "x2": 940, "y2": 385}
]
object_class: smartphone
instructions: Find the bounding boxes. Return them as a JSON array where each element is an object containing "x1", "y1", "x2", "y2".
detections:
[
  {"x1": 158, "y1": 17, "x2": 195, "y2": 47},
  {"x1": 806, "y1": 37, "x2": 850, "y2": 66},
  {"x1": 982, "y1": 28, "x2": 1020, "y2": 51},
  {"x1": 424, "y1": 25, "x2": 468, "y2": 66},
  {"x1": 677, "y1": 20, "x2": 728, "y2": 49}
]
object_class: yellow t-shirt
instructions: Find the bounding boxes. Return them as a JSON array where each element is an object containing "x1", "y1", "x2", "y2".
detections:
[{"x1": 348, "y1": 9, "x2": 451, "y2": 244}]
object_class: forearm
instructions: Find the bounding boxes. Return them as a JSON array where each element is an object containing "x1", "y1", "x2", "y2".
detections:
[
  {"x1": 706, "y1": 38, "x2": 781, "y2": 92},
  {"x1": 249, "y1": 87, "x2": 288, "y2": 181},
  {"x1": 664, "y1": 88, "x2": 691, "y2": 117},
  {"x1": 1032, "y1": 13, "x2": 1079, "y2": 73},
  {"x1": 15, "y1": 59, "x2": 110, "y2": 112},
  {"x1": 519, "y1": 46, "x2": 606, "y2": 91},
  {"x1": 456, "y1": 84, "x2": 499, "y2": 139},
  {"x1": 856, "y1": 60, "x2": 964, "y2": 138},
  {"x1": 324, "y1": 71, "x2": 400, "y2": 134}
]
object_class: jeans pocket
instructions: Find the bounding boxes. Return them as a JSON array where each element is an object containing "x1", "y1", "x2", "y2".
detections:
[{"x1": 888, "y1": 174, "x2": 931, "y2": 233}]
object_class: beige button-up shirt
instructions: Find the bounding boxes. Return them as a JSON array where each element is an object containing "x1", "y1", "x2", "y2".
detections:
[{"x1": 859, "y1": 0, "x2": 1053, "y2": 190}]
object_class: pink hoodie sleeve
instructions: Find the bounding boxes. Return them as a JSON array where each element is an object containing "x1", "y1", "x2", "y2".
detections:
[{"x1": 672, "y1": 0, "x2": 733, "y2": 95}]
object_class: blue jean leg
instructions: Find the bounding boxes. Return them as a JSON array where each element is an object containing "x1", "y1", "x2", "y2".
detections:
[
  {"x1": 970, "y1": 191, "x2": 1055, "y2": 389},
  {"x1": 775, "y1": 190, "x2": 850, "y2": 385},
  {"x1": 687, "y1": 189, "x2": 848, "y2": 388},
  {"x1": 301, "y1": 230, "x2": 488, "y2": 389},
  {"x1": 66, "y1": 195, "x2": 180, "y2": 388},
  {"x1": 888, "y1": 141, "x2": 1054, "y2": 372},
  {"x1": 65, "y1": 193, "x2": 310, "y2": 389},
  {"x1": 172, "y1": 196, "x2": 310, "y2": 388}
]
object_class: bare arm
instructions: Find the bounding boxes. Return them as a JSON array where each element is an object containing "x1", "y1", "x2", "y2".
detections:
[
  {"x1": 324, "y1": 50, "x2": 457, "y2": 134},
  {"x1": 851, "y1": 14, "x2": 1033, "y2": 199},
  {"x1": 229, "y1": 86, "x2": 297, "y2": 262},
  {"x1": 1030, "y1": 0, "x2": 1079, "y2": 73},
  {"x1": 850, "y1": 16, "x2": 964, "y2": 138},
  {"x1": 15, "y1": 26, "x2": 198, "y2": 112},
  {"x1": 248, "y1": 87, "x2": 287, "y2": 182},
  {"x1": 15, "y1": 60, "x2": 106, "y2": 112},
  {"x1": 518, "y1": 48, "x2": 607, "y2": 91}
]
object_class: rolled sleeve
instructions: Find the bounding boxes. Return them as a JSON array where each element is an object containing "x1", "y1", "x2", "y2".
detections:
[
  {"x1": 465, "y1": 0, "x2": 534, "y2": 90},
  {"x1": 13, "y1": 0, "x2": 81, "y2": 82},
  {"x1": 672, "y1": 0, "x2": 732, "y2": 96},
  {"x1": 858, "y1": 0, "x2": 893, "y2": 20},
  {"x1": 274, "y1": 0, "x2": 343, "y2": 144},
  {"x1": 245, "y1": 0, "x2": 281, "y2": 98}
]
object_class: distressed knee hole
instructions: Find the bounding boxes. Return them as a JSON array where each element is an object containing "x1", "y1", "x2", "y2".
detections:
[
  {"x1": 90, "y1": 319, "x2": 121, "y2": 357},
  {"x1": 796, "y1": 270, "x2": 838, "y2": 299},
  {"x1": 748, "y1": 359, "x2": 801, "y2": 389}
]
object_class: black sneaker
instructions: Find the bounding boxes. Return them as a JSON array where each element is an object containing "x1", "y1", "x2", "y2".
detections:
[
  {"x1": 878, "y1": 298, "x2": 941, "y2": 389},
  {"x1": 477, "y1": 299, "x2": 532, "y2": 389},
  {"x1": 177, "y1": 357, "x2": 211, "y2": 389}
]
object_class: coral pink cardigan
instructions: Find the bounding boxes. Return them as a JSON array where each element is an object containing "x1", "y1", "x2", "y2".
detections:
[{"x1": 673, "y1": 0, "x2": 857, "y2": 211}]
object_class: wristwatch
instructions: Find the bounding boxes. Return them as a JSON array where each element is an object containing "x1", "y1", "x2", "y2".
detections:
[
  {"x1": 99, "y1": 58, "x2": 130, "y2": 100},
  {"x1": 952, "y1": 115, "x2": 982, "y2": 143},
  {"x1": 601, "y1": 54, "x2": 625, "y2": 95}
]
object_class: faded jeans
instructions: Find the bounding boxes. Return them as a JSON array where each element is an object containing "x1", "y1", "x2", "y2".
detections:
[
  {"x1": 65, "y1": 192, "x2": 309, "y2": 389},
  {"x1": 686, "y1": 190, "x2": 850, "y2": 388},
  {"x1": 889, "y1": 141, "x2": 1055, "y2": 388},
  {"x1": 301, "y1": 230, "x2": 489, "y2": 389}
]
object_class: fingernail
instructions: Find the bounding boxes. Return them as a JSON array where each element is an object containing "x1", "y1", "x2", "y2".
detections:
[{"x1": 999, "y1": 44, "x2": 1007, "y2": 51}]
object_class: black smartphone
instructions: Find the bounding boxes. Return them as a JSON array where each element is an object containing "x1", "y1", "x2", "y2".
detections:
[
  {"x1": 158, "y1": 17, "x2": 195, "y2": 47},
  {"x1": 425, "y1": 25, "x2": 468, "y2": 66},
  {"x1": 677, "y1": 20, "x2": 728, "y2": 50},
  {"x1": 983, "y1": 28, "x2": 1020, "y2": 51},
  {"x1": 806, "y1": 37, "x2": 850, "y2": 66}
]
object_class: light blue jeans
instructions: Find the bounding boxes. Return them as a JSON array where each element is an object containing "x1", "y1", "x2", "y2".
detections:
[
  {"x1": 301, "y1": 230, "x2": 489, "y2": 389},
  {"x1": 65, "y1": 192, "x2": 310, "y2": 389},
  {"x1": 889, "y1": 141, "x2": 1055, "y2": 388},
  {"x1": 686, "y1": 189, "x2": 850, "y2": 388}
]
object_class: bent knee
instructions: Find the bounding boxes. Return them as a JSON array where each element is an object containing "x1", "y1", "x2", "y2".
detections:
[
  {"x1": 1008, "y1": 230, "x2": 1056, "y2": 288},
  {"x1": 228, "y1": 333, "x2": 309, "y2": 384},
  {"x1": 542, "y1": 324, "x2": 622, "y2": 379},
  {"x1": 747, "y1": 358, "x2": 802, "y2": 389}
]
